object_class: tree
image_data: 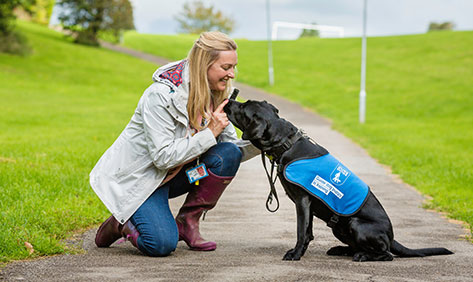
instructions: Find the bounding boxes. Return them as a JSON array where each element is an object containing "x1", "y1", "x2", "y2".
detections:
[
  {"x1": 428, "y1": 21, "x2": 455, "y2": 32},
  {"x1": 0, "y1": 0, "x2": 35, "y2": 35},
  {"x1": 13, "y1": 0, "x2": 55, "y2": 25},
  {"x1": 56, "y1": 0, "x2": 134, "y2": 46},
  {"x1": 299, "y1": 23, "x2": 319, "y2": 39},
  {"x1": 0, "y1": 0, "x2": 36, "y2": 55},
  {"x1": 105, "y1": 0, "x2": 134, "y2": 43},
  {"x1": 31, "y1": 0, "x2": 56, "y2": 25},
  {"x1": 175, "y1": 0, "x2": 235, "y2": 35}
]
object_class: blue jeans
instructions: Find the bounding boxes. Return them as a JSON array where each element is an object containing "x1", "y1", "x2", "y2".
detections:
[{"x1": 129, "y1": 142, "x2": 242, "y2": 257}]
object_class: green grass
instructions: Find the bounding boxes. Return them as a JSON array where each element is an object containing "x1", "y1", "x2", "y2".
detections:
[
  {"x1": 122, "y1": 31, "x2": 473, "y2": 236},
  {"x1": 1, "y1": 23, "x2": 471, "y2": 263},
  {"x1": 123, "y1": 31, "x2": 197, "y2": 60},
  {"x1": 0, "y1": 21, "x2": 157, "y2": 262}
]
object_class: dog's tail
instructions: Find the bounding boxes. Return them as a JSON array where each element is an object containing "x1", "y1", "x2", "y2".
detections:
[{"x1": 391, "y1": 240, "x2": 453, "y2": 257}]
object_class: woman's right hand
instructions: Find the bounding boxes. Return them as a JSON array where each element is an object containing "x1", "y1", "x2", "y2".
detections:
[{"x1": 208, "y1": 99, "x2": 230, "y2": 137}]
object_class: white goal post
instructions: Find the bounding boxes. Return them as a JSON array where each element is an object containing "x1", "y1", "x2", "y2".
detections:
[
  {"x1": 266, "y1": 21, "x2": 345, "y2": 86},
  {"x1": 271, "y1": 21, "x2": 345, "y2": 40}
]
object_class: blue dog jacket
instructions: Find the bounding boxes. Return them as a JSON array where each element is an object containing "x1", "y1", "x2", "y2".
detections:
[{"x1": 284, "y1": 154, "x2": 369, "y2": 216}]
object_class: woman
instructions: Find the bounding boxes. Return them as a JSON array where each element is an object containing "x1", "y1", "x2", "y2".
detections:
[{"x1": 90, "y1": 31, "x2": 259, "y2": 257}]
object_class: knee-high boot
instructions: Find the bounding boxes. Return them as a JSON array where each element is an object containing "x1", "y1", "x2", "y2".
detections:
[
  {"x1": 121, "y1": 221, "x2": 140, "y2": 248},
  {"x1": 95, "y1": 216, "x2": 140, "y2": 249},
  {"x1": 175, "y1": 171, "x2": 233, "y2": 251}
]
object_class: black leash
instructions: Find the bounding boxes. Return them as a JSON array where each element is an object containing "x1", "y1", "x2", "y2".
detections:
[
  {"x1": 260, "y1": 129, "x2": 308, "y2": 213},
  {"x1": 261, "y1": 152, "x2": 280, "y2": 212}
]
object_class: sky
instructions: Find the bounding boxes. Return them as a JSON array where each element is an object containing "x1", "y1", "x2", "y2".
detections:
[{"x1": 126, "y1": 0, "x2": 473, "y2": 40}]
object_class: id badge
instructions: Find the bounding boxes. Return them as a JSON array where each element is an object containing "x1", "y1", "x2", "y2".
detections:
[{"x1": 185, "y1": 163, "x2": 209, "y2": 184}]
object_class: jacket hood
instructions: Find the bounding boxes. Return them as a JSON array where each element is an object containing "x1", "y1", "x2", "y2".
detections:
[{"x1": 152, "y1": 60, "x2": 189, "y2": 90}]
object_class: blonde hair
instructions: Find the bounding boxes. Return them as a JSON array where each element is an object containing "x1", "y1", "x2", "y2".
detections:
[{"x1": 187, "y1": 31, "x2": 237, "y2": 131}]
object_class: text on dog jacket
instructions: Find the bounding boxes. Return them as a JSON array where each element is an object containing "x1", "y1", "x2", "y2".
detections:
[{"x1": 283, "y1": 154, "x2": 369, "y2": 216}]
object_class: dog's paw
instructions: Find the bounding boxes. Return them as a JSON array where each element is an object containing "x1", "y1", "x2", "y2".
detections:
[
  {"x1": 327, "y1": 246, "x2": 354, "y2": 256},
  {"x1": 283, "y1": 249, "x2": 301, "y2": 261},
  {"x1": 352, "y1": 252, "x2": 369, "y2": 262},
  {"x1": 352, "y1": 251, "x2": 394, "y2": 262}
]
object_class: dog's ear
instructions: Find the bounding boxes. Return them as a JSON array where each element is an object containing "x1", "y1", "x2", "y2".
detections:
[
  {"x1": 263, "y1": 100, "x2": 279, "y2": 115},
  {"x1": 269, "y1": 103, "x2": 279, "y2": 114},
  {"x1": 242, "y1": 117, "x2": 267, "y2": 140},
  {"x1": 259, "y1": 119, "x2": 293, "y2": 149}
]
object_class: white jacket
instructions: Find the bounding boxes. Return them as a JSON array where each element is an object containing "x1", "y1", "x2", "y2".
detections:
[{"x1": 90, "y1": 60, "x2": 260, "y2": 224}]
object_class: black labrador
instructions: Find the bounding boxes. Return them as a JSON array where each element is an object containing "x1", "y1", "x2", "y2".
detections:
[{"x1": 224, "y1": 99, "x2": 453, "y2": 261}]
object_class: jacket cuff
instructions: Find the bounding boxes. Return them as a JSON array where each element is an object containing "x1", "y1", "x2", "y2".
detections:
[{"x1": 195, "y1": 128, "x2": 217, "y2": 149}]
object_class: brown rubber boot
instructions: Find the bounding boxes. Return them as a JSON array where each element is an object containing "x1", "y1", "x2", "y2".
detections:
[
  {"x1": 95, "y1": 215, "x2": 140, "y2": 249},
  {"x1": 95, "y1": 215, "x2": 122, "y2": 248}
]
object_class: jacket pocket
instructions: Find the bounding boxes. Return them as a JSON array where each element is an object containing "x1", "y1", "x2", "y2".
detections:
[{"x1": 114, "y1": 154, "x2": 150, "y2": 181}]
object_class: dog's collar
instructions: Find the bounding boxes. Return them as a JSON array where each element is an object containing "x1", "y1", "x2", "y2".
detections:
[{"x1": 265, "y1": 130, "x2": 304, "y2": 162}]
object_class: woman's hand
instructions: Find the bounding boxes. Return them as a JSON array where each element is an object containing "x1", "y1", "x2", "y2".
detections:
[{"x1": 208, "y1": 99, "x2": 229, "y2": 137}]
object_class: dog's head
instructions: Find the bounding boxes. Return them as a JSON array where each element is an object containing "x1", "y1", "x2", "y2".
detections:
[{"x1": 224, "y1": 99, "x2": 297, "y2": 151}]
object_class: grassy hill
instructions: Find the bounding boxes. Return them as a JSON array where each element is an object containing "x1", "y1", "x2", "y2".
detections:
[
  {"x1": 0, "y1": 22, "x2": 157, "y2": 262},
  {"x1": 123, "y1": 30, "x2": 473, "y2": 236},
  {"x1": 1, "y1": 22, "x2": 471, "y2": 263}
]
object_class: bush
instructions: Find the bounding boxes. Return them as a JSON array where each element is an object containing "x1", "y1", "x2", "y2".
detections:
[
  {"x1": 74, "y1": 30, "x2": 100, "y2": 46},
  {"x1": 428, "y1": 21, "x2": 455, "y2": 32},
  {"x1": 0, "y1": 30, "x2": 32, "y2": 55}
]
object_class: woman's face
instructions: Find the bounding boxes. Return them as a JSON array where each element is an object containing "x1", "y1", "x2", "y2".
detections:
[{"x1": 207, "y1": 50, "x2": 238, "y2": 92}]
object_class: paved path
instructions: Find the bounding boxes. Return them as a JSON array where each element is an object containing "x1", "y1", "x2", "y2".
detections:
[{"x1": 2, "y1": 44, "x2": 472, "y2": 282}]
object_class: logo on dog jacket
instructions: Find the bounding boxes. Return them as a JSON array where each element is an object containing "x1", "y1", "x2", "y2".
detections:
[{"x1": 284, "y1": 154, "x2": 369, "y2": 216}]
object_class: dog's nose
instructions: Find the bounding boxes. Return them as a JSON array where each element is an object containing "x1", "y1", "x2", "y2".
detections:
[{"x1": 230, "y1": 89, "x2": 239, "y2": 100}]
